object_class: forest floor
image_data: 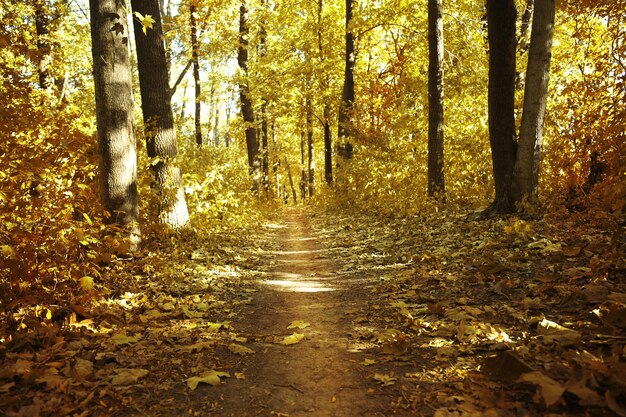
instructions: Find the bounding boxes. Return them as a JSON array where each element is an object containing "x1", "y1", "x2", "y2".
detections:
[{"x1": 1, "y1": 205, "x2": 625, "y2": 416}]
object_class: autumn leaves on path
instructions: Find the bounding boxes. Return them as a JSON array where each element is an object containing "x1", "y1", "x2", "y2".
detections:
[{"x1": 202, "y1": 208, "x2": 391, "y2": 416}]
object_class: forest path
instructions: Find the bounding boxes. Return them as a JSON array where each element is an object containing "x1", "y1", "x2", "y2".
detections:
[{"x1": 199, "y1": 207, "x2": 395, "y2": 416}]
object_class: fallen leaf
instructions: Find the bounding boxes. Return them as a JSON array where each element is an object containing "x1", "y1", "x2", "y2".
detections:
[
  {"x1": 361, "y1": 359, "x2": 376, "y2": 366},
  {"x1": 186, "y1": 370, "x2": 230, "y2": 390},
  {"x1": 519, "y1": 371, "x2": 565, "y2": 406},
  {"x1": 110, "y1": 368, "x2": 149, "y2": 385},
  {"x1": 537, "y1": 319, "x2": 581, "y2": 346},
  {"x1": 279, "y1": 333, "x2": 304, "y2": 346},
  {"x1": 235, "y1": 372, "x2": 246, "y2": 380},
  {"x1": 287, "y1": 320, "x2": 310, "y2": 329},
  {"x1": 110, "y1": 333, "x2": 141, "y2": 345},
  {"x1": 373, "y1": 373, "x2": 396, "y2": 386},
  {"x1": 228, "y1": 343, "x2": 255, "y2": 355}
]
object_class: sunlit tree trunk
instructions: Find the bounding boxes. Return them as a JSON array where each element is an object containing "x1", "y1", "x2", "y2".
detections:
[
  {"x1": 238, "y1": 0, "x2": 260, "y2": 193},
  {"x1": 300, "y1": 130, "x2": 307, "y2": 199},
  {"x1": 89, "y1": 0, "x2": 140, "y2": 247},
  {"x1": 427, "y1": 0, "x2": 445, "y2": 197},
  {"x1": 512, "y1": 0, "x2": 556, "y2": 204},
  {"x1": 317, "y1": 0, "x2": 332, "y2": 184},
  {"x1": 485, "y1": 0, "x2": 517, "y2": 214},
  {"x1": 337, "y1": 0, "x2": 355, "y2": 160},
  {"x1": 190, "y1": 2, "x2": 202, "y2": 145},
  {"x1": 131, "y1": 0, "x2": 190, "y2": 228}
]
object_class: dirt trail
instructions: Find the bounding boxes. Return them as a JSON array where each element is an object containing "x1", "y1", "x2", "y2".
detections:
[{"x1": 200, "y1": 207, "x2": 392, "y2": 416}]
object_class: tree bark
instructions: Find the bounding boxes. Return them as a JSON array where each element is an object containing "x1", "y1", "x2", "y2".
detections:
[
  {"x1": 337, "y1": 0, "x2": 355, "y2": 160},
  {"x1": 89, "y1": 0, "x2": 140, "y2": 247},
  {"x1": 305, "y1": 90, "x2": 315, "y2": 197},
  {"x1": 190, "y1": 3, "x2": 202, "y2": 145},
  {"x1": 317, "y1": 0, "x2": 333, "y2": 184},
  {"x1": 131, "y1": 0, "x2": 190, "y2": 228},
  {"x1": 512, "y1": 0, "x2": 556, "y2": 203},
  {"x1": 238, "y1": 0, "x2": 260, "y2": 192},
  {"x1": 427, "y1": 0, "x2": 445, "y2": 197},
  {"x1": 34, "y1": 0, "x2": 54, "y2": 92},
  {"x1": 486, "y1": 0, "x2": 517, "y2": 213}
]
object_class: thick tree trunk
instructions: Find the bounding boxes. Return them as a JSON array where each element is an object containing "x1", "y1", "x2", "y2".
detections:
[
  {"x1": 427, "y1": 0, "x2": 445, "y2": 197},
  {"x1": 337, "y1": 0, "x2": 355, "y2": 160},
  {"x1": 238, "y1": 0, "x2": 260, "y2": 192},
  {"x1": 190, "y1": 3, "x2": 202, "y2": 145},
  {"x1": 512, "y1": 0, "x2": 556, "y2": 204},
  {"x1": 131, "y1": 0, "x2": 190, "y2": 228},
  {"x1": 486, "y1": 0, "x2": 518, "y2": 213},
  {"x1": 89, "y1": 0, "x2": 140, "y2": 247},
  {"x1": 317, "y1": 0, "x2": 333, "y2": 184}
]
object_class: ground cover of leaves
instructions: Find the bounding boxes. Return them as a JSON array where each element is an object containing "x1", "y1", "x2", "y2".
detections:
[{"x1": 1, "y1": 206, "x2": 624, "y2": 416}]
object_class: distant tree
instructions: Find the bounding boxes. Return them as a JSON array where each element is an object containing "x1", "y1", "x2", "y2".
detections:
[
  {"x1": 238, "y1": 0, "x2": 260, "y2": 192},
  {"x1": 512, "y1": 0, "x2": 556, "y2": 203},
  {"x1": 89, "y1": 0, "x2": 140, "y2": 247},
  {"x1": 337, "y1": 0, "x2": 355, "y2": 160},
  {"x1": 427, "y1": 0, "x2": 445, "y2": 197},
  {"x1": 485, "y1": 0, "x2": 517, "y2": 213},
  {"x1": 130, "y1": 0, "x2": 190, "y2": 228}
]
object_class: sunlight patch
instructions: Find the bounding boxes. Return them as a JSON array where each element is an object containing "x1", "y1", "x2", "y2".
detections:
[{"x1": 264, "y1": 279, "x2": 335, "y2": 293}]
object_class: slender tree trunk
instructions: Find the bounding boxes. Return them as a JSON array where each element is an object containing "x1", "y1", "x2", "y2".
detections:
[
  {"x1": 238, "y1": 0, "x2": 260, "y2": 192},
  {"x1": 317, "y1": 0, "x2": 333, "y2": 184},
  {"x1": 285, "y1": 157, "x2": 298, "y2": 204},
  {"x1": 427, "y1": 0, "x2": 445, "y2": 197},
  {"x1": 89, "y1": 0, "x2": 140, "y2": 247},
  {"x1": 213, "y1": 103, "x2": 220, "y2": 146},
  {"x1": 305, "y1": 90, "x2": 315, "y2": 197},
  {"x1": 225, "y1": 104, "x2": 231, "y2": 147},
  {"x1": 190, "y1": 2, "x2": 202, "y2": 145},
  {"x1": 261, "y1": 102, "x2": 270, "y2": 193},
  {"x1": 131, "y1": 0, "x2": 190, "y2": 228},
  {"x1": 337, "y1": 0, "x2": 355, "y2": 160},
  {"x1": 485, "y1": 0, "x2": 517, "y2": 213},
  {"x1": 512, "y1": 0, "x2": 556, "y2": 204},
  {"x1": 300, "y1": 130, "x2": 307, "y2": 199}
]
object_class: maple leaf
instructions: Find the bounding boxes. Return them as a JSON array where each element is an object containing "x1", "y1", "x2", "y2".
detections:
[{"x1": 134, "y1": 12, "x2": 155, "y2": 35}]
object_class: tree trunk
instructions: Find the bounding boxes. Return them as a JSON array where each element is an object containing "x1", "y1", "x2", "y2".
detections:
[
  {"x1": 512, "y1": 0, "x2": 556, "y2": 203},
  {"x1": 89, "y1": 0, "x2": 140, "y2": 247},
  {"x1": 427, "y1": 0, "x2": 445, "y2": 197},
  {"x1": 238, "y1": 0, "x2": 260, "y2": 192},
  {"x1": 305, "y1": 91, "x2": 315, "y2": 197},
  {"x1": 261, "y1": 102, "x2": 270, "y2": 193},
  {"x1": 34, "y1": 0, "x2": 54, "y2": 92},
  {"x1": 337, "y1": 0, "x2": 355, "y2": 160},
  {"x1": 317, "y1": 0, "x2": 333, "y2": 184},
  {"x1": 485, "y1": 0, "x2": 517, "y2": 213},
  {"x1": 213, "y1": 103, "x2": 220, "y2": 146},
  {"x1": 190, "y1": 3, "x2": 202, "y2": 145},
  {"x1": 300, "y1": 130, "x2": 307, "y2": 199},
  {"x1": 285, "y1": 157, "x2": 298, "y2": 204},
  {"x1": 131, "y1": 0, "x2": 190, "y2": 228}
]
